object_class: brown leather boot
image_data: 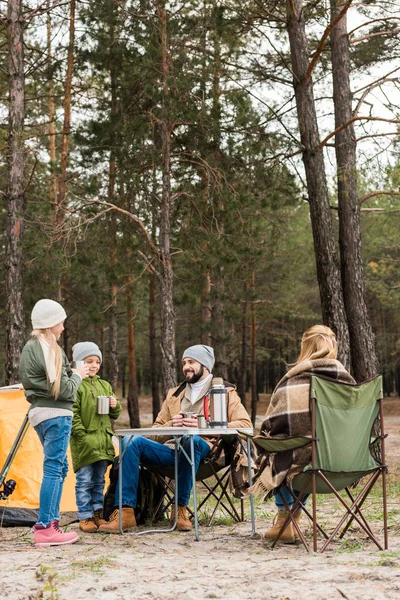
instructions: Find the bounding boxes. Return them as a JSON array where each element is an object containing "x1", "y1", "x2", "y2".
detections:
[
  {"x1": 170, "y1": 505, "x2": 192, "y2": 531},
  {"x1": 79, "y1": 518, "x2": 98, "y2": 533},
  {"x1": 263, "y1": 510, "x2": 296, "y2": 544},
  {"x1": 293, "y1": 510, "x2": 302, "y2": 539},
  {"x1": 93, "y1": 509, "x2": 107, "y2": 528},
  {"x1": 97, "y1": 508, "x2": 137, "y2": 534}
]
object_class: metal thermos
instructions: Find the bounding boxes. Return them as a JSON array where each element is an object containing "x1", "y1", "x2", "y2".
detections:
[{"x1": 206, "y1": 377, "x2": 228, "y2": 427}]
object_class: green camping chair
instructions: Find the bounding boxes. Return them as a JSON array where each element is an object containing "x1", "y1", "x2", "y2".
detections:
[{"x1": 250, "y1": 375, "x2": 388, "y2": 552}]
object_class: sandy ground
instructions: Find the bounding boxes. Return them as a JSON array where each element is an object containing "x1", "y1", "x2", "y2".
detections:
[{"x1": 0, "y1": 397, "x2": 399, "y2": 600}]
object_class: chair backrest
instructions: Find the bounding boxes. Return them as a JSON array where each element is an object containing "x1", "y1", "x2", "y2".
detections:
[
  {"x1": 311, "y1": 375, "x2": 383, "y2": 473},
  {"x1": 293, "y1": 375, "x2": 384, "y2": 494}
]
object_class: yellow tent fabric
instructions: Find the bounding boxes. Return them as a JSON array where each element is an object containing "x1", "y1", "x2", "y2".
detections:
[{"x1": 0, "y1": 387, "x2": 77, "y2": 511}]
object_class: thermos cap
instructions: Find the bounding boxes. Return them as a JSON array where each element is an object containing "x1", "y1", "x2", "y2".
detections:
[{"x1": 211, "y1": 377, "x2": 224, "y2": 386}]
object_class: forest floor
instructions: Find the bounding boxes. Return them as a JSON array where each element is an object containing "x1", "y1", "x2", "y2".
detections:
[{"x1": 0, "y1": 394, "x2": 399, "y2": 600}]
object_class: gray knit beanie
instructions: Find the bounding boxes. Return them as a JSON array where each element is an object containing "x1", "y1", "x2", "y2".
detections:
[
  {"x1": 31, "y1": 299, "x2": 67, "y2": 329},
  {"x1": 72, "y1": 341, "x2": 102, "y2": 364},
  {"x1": 182, "y1": 345, "x2": 215, "y2": 372}
]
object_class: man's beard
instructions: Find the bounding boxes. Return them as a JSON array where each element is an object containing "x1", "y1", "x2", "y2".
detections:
[{"x1": 184, "y1": 365, "x2": 204, "y2": 384}]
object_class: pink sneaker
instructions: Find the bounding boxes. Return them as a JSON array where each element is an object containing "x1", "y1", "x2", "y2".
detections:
[{"x1": 33, "y1": 520, "x2": 79, "y2": 548}]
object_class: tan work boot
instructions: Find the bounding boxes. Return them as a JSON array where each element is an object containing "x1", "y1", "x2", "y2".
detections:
[
  {"x1": 93, "y1": 509, "x2": 107, "y2": 528},
  {"x1": 263, "y1": 510, "x2": 296, "y2": 544},
  {"x1": 170, "y1": 505, "x2": 192, "y2": 531},
  {"x1": 97, "y1": 508, "x2": 137, "y2": 534},
  {"x1": 292, "y1": 510, "x2": 302, "y2": 539},
  {"x1": 79, "y1": 518, "x2": 98, "y2": 533}
]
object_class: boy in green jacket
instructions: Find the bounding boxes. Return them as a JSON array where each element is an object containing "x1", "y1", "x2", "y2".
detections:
[{"x1": 70, "y1": 342, "x2": 122, "y2": 533}]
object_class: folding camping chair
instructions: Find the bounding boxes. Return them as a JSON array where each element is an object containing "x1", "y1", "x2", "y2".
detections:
[
  {"x1": 149, "y1": 434, "x2": 246, "y2": 526},
  {"x1": 250, "y1": 375, "x2": 388, "y2": 553}
]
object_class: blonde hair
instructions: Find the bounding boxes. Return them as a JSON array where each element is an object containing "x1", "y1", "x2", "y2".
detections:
[
  {"x1": 31, "y1": 329, "x2": 63, "y2": 399},
  {"x1": 296, "y1": 324, "x2": 338, "y2": 364}
]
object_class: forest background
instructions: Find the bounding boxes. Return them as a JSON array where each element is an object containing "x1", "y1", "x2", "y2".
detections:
[{"x1": 1, "y1": 0, "x2": 400, "y2": 427}]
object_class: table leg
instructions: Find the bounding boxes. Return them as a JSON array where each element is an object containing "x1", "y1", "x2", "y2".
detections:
[
  {"x1": 118, "y1": 436, "x2": 123, "y2": 534},
  {"x1": 171, "y1": 434, "x2": 179, "y2": 531},
  {"x1": 247, "y1": 436, "x2": 256, "y2": 536},
  {"x1": 190, "y1": 435, "x2": 200, "y2": 541}
]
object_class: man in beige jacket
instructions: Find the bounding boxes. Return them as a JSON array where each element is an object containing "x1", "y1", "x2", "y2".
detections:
[{"x1": 99, "y1": 344, "x2": 251, "y2": 533}]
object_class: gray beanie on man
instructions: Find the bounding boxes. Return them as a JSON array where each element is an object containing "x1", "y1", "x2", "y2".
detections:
[
  {"x1": 72, "y1": 341, "x2": 102, "y2": 364},
  {"x1": 182, "y1": 345, "x2": 215, "y2": 372}
]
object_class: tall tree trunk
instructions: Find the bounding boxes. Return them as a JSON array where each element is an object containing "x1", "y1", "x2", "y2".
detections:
[
  {"x1": 250, "y1": 273, "x2": 258, "y2": 425},
  {"x1": 47, "y1": 0, "x2": 57, "y2": 209},
  {"x1": 239, "y1": 292, "x2": 248, "y2": 408},
  {"x1": 108, "y1": 219, "x2": 119, "y2": 389},
  {"x1": 201, "y1": 269, "x2": 212, "y2": 346},
  {"x1": 210, "y1": 1, "x2": 227, "y2": 379},
  {"x1": 5, "y1": 0, "x2": 25, "y2": 384},
  {"x1": 149, "y1": 271, "x2": 160, "y2": 420},
  {"x1": 212, "y1": 266, "x2": 228, "y2": 379},
  {"x1": 286, "y1": 0, "x2": 350, "y2": 369},
  {"x1": 157, "y1": 0, "x2": 177, "y2": 396},
  {"x1": 106, "y1": 19, "x2": 119, "y2": 391},
  {"x1": 126, "y1": 266, "x2": 140, "y2": 428},
  {"x1": 57, "y1": 0, "x2": 75, "y2": 223},
  {"x1": 330, "y1": 0, "x2": 379, "y2": 380}
]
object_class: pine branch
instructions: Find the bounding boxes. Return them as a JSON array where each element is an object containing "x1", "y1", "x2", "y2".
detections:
[
  {"x1": 359, "y1": 191, "x2": 400, "y2": 204},
  {"x1": 305, "y1": 0, "x2": 353, "y2": 84},
  {"x1": 350, "y1": 28, "x2": 400, "y2": 44},
  {"x1": 97, "y1": 201, "x2": 160, "y2": 259},
  {"x1": 319, "y1": 116, "x2": 400, "y2": 149}
]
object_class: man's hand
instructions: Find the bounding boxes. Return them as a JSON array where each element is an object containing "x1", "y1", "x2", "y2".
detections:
[
  {"x1": 172, "y1": 412, "x2": 184, "y2": 427},
  {"x1": 182, "y1": 414, "x2": 198, "y2": 428}
]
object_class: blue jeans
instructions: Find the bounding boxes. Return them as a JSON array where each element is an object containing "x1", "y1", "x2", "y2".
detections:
[
  {"x1": 116, "y1": 435, "x2": 211, "y2": 508},
  {"x1": 34, "y1": 416, "x2": 72, "y2": 527},
  {"x1": 75, "y1": 460, "x2": 109, "y2": 520},
  {"x1": 274, "y1": 486, "x2": 308, "y2": 509}
]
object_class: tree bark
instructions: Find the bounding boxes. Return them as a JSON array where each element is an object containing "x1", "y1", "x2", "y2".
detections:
[
  {"x1": 201, "y1": 269, "x2": 212, "y2": 346},
  {"x1": 210, "y1": 1, "x2": 227, "y2": 380},
  {"x1": 47, "y1": 0, "x2": 57, "y2": 210},
  {"x1": 5, "y1": 0, "x2": 25, "y2": 384},
  {"x1": 149, "y1": 271, "x2": 160, "y2": 420},
  {"x1": 157, "y1": 0, "x2": 177, "y2": 396},
  {"x1": 57, "y1": 0, "x2": 75, "y2": 223},
  {"x1": 250, "y1": 273, "x2": 258, "y2": 425},
  {"x1": 239, "y1": 294, "x2": 248, "y2": 408},
  {"x1": 330, "y1": 0, "x2": 379, "y2": 380},
  {"x1": 106, "y1": 18, "x2": 119, "y2": 391},
  {"x1": 126, "y1": 266, "x2": 140, "y2": 428},
  {"x1": 286, "y1": 0, "x2": 350, "y2": 369}
]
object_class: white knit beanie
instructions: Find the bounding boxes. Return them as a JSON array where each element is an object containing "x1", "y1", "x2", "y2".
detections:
[
  {"x1": 182, "y1": 345, "x2": 215, "y2": 372},
  {"x1": 72, "y1": 341, "x2": 102, "y2": 364},
  {"x1": 31, "y1": 299, "x2": 67, "y2": 330}
]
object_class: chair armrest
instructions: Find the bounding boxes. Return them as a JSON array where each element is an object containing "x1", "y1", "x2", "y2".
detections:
[{"x1": 252, "y1": 435, "x2": 312, "y2": 453}]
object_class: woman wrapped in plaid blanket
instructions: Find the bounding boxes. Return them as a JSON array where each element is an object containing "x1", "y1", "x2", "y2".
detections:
[{"x1": 251, "y1": 325, "x2": 355, "y2": 543}]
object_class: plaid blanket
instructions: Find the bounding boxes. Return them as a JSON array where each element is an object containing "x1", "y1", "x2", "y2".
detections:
[{"x1": 249, "y1": 358, "x2": 355, "y2": 499}]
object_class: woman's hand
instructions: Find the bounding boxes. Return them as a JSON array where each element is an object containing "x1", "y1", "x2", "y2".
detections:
[
  {"x1": 72, "y1": 364, "x2": 90, "y2": 379},
  {"x1": 109, "y1": 396, "x2": 117, "y2": 408}
]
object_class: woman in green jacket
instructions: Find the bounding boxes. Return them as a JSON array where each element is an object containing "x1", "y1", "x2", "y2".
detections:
[
  {"x1": 70, "y1": 342, "x2": 122, "y2": 533},
  {"x1": 19, "y1": 299, "x2": 89, "y2": 547}
]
